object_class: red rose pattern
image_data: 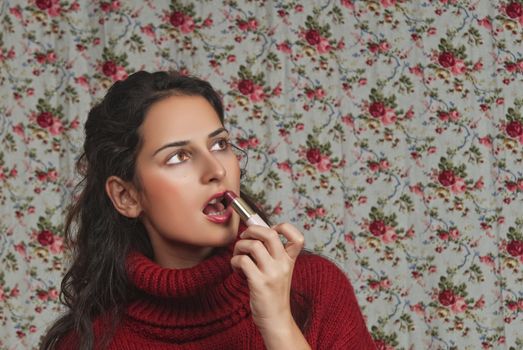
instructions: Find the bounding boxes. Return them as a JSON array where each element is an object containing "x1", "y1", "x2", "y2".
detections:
[
  {"x1": 37, "y1": 230, "x2": 54, "y2": 246},
  {"x1": 506, "y1": 120, "x2": 523, "y2": 138},
  {"x1": 506, "y1": 2, "x2": 523, "y2": 18},
  {"x1": 238, "y1": 79, "x2": 255, "y2": 95},
  {"x1": 37, "y1": 112, "x2": 53, "y2": 128},
  {"x1": 102, "y1": 61, "x2": 117, "y2": 77},
  {"x1": 305, "y1": 29, "x2": 321, "y2": 45},
  {"x1": 369, "y1": 220, "x2": 386, "y2": 236},
  {"x1": 507, "y1": 240, "x2": 523, "y2": 256},
  {"x1": 170, "y1": 11, "x2": 185, "y2": 27},
  {"x1": 438, "y1": 51, "x2": 456, "y2": 68},
  {"x1": 438, "y1": 170, "x2": 456, "y2": 187},
  {"x1": 438, "y1": 289, "x2": 457, "y2": 306},
  {"x1": 306, "y1": 148, "x2": 321, "y2": 164},
  {"x1": 36, "y1": 0, "x2": 52, "y2": 10},
  {"x1": 369, "y1": 101, "x2": 386, "y2": 117},
  {"x1": 3, "y1": 2, "x2": 523, "y2": 348}
]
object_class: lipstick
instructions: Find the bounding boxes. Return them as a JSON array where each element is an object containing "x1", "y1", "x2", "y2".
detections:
[{"x1": 224, "y1": 191, "x2": 270, "y2": 228}]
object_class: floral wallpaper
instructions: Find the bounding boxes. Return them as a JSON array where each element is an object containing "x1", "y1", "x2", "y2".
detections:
[{"x1": 0, "y1": 0, "x2": 522, "y2": 349}]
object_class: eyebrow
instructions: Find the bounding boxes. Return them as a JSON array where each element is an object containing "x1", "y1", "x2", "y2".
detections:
[{"x1": 152, "y1": 127, "x2": 229, "y2": 156}]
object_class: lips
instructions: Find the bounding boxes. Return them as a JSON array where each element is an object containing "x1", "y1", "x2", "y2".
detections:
[
  {"x1": 203, "y1": 196, "x2": 226, "y2": 215},
  {"x1": 202, "y1": 192, "x2": 232, "y2": 224}
]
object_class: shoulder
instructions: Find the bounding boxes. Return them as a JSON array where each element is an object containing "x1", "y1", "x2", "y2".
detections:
[
  {"x1": 53, "y1": 313, "x2": 118, "y2": 349},
  {"x1": 294, "y1": 251, "x2": 349, "y2": 279},
  {"x1": 292, "y1": 251, "x2": 356, "y2": 295},
  {"x1": 53, "y1": 330, "x2": 78, "y2": 350},
  {"x1": 292, "y1": 253, "x2": 376, "y2": 349}
]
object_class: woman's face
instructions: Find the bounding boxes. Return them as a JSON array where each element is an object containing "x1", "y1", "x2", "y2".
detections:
[{"x1": 133, "y1": 95, "x2": 241, "y2": 267}]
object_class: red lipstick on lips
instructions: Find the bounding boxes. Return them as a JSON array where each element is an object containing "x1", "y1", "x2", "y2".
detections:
[{"x1": 224, "y1": 191, "x2": 270, "y2": 228}]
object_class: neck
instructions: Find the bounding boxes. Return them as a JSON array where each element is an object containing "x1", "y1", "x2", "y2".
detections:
[{"x1": 150, "y1": 237, "x2": 215, "y2": 269}]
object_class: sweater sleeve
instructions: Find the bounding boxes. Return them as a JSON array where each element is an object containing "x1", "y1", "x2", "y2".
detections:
[{"x1": 293, "y1": 254, "x2": 376, "y2": 350}]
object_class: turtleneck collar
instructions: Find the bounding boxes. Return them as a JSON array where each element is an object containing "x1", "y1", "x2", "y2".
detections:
[
  {"x1": 123, "y1": 226, "x2": 252, "y2": 341},
  {"x1": 126, "y1": 245, "x2": 235, "y2": 298}
]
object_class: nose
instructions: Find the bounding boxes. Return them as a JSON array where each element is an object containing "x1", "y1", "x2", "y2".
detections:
[{"x1": 200, "y1": 151, "x2": 226, "y2": 184}]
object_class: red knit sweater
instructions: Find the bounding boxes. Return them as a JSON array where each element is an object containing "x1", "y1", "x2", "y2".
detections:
[{"x1": 58, "y1": 245, "x2": 376, "y2": 349}]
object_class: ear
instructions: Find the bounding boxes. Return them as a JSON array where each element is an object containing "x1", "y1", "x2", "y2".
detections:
[{"x1": 105, "y1": 176, "x2": 142, "y2": 218}]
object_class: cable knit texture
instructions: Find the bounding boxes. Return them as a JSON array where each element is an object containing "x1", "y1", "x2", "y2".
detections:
[{"x1": 57, "y1": 244, "x2": 376, "y2": 349}]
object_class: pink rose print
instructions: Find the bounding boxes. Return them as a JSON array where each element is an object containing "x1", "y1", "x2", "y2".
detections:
[
  {"x1": 369, "y1": 161, "x2": 380, "y2": 172},
  {"x1": 102, "y1": 61, "x2": 127, "y2": 81},
  {"x1": 317, "y1": 38, "x2": 331, "y2": 54},
  {"x1": 37, "y1": 290, "x2": 48, "y2": 301},
  {"x1": 317, "y1": 156, "x2": 332, "y2": 172},
  {"x1": 450, "y1": 297, "x2": 467, "y2": 313},
  {"x1": 100, "y1": 3, "x2": 110, "y2": 12},
  {"x1": 381, "y1": 0, "x2": 397, "y2": 8},
  {"x1": 381, "y1": 108, "x2": 397, "y2": 125},
  {"x1": 451, "y1": 177, "x2": 466, "y2": 193},
  {"x1": 249, "y1": 85, "x2": 265, "y2": 102},
  {"x1": 276, "y1": 42, "x2": 292, "y2": 54},
  {"x1": 451, "y1": 60, "x2": 466, "y2": 75},
  {"x1": 49, "y1": 118, "x2": 64, "y2": 135},
  {"x1": 374, "y1": 340, "x2": 394, "y2": 350},
  {"x1": 449, "y1": 228, "x2": 460, "y2": 240},
  {"x1": 505, "y1": 62, "x2": 518, "y2": 72},
  {"x1": 438, "y1": 230, "x2": 449, "y2": 240},
  {"x1": 48, "y1": 288, "x2": 59, "y2": 300},
  {"x1": 438, "y1": 111, "x2": 449, "y2": 121},
  {"x1": 382, "y1": 227, "x2": 398, "y2": 243},
  {"x1": 180, "y1": 16, "x2": 195, "y2": 33},
  {"x1": 277, "y1": 162, "x2": 291, "y2": 173},
  {"x1": 506, "y1": 181, "x2": 517, "y2": 192},
  {"x1": 507, "y1": 301, "x2": 518, "y2": 311},
  {"x1": 341, "y1": 0, "x2": 354, "y2": 9},
  {"x1": 369, "y1": 43, "x2": 379, "y2": 53},
  {"x1": 49, "y1": 236, "x2": 64, "y2": 254},
  {"x1": 35, "y1": 0, "x2": 61, "y2": 16}
]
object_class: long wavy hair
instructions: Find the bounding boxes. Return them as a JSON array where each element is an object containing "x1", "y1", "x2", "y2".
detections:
[{"x1": 39, "y1": 71, "x2": 270, "y2": 350}]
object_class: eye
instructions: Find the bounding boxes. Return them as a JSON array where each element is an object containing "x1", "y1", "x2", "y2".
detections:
[
  {"x1": 166, "y1": 150, "x2": 190, "y2": 165},
  {"x1": 210, "y1": 138, "x2": 230, "y2": 152}
]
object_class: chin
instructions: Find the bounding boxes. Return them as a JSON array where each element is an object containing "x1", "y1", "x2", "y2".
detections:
[{"x1": 202, "y1": 225, "x2": 237, "y2": 247}]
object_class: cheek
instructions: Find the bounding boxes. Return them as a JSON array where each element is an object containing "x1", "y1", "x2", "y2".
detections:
[
  {"x1": 223, "y1": 155, "x2": 241, "y2": 184},
  {"x1": 139, "y1": 170, "x2": 196, "y2": 211}
]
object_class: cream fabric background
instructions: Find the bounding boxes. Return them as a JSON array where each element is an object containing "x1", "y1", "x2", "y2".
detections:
[{"x1": 0, "y1": 0, "x2": 522, "y2": 348}]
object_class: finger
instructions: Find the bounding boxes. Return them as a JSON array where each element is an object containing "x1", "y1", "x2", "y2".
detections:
[
  {"x1": 240, "y1": 226, "x2": 285, "y2": 258},
  {"x1": 230, "y1": 254, "x2": 262, "y2": 281},
  {"x1": 271, "y1": 223, "x2": 305, "y2": 259},
  {"x1": 233, "y1": 239, "x2": 273, "y2": 270}
]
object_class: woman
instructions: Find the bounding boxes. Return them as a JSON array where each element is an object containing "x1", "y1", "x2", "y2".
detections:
[{"x1": 40, "y1": 71, "x2": 376, "y2": 349}]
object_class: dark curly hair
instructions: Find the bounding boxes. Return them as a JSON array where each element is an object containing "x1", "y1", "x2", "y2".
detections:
[{"x1": 39, "y1": 71, "x2": 268, "y2": 349}]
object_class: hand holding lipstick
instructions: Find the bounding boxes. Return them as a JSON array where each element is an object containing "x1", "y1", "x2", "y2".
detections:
[{"x1": 227, "y1": 192, "x2": 309, "y2": 349}]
